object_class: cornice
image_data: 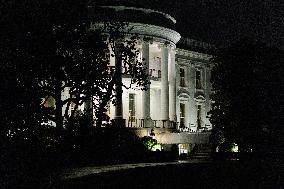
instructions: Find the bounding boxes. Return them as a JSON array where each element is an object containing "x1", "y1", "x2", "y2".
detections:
[
  {"x1": 128, "y1": 23, "x2": 181, "y2": 45},
  {"x1": 176, "y1": 48, "x2": 212, "y2": 61},
  {"x1": 90, "y1": 22, "x2": 181, "y2": 46}
]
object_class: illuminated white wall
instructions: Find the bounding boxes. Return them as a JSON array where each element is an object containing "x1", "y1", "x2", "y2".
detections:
[{"x1": 106, "y1": 41, "x2": 213, "y2": 132}]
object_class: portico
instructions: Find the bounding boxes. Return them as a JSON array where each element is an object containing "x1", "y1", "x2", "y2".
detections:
[
  {"x1": 87, "y1": 4, "x2": 213, "y2": 135},
  {"x1": 110, "y1": 40, "x2": 179, "y2": 129}
]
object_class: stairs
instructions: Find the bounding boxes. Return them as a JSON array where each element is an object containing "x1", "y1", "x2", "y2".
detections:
[{"x1": 189, "y1": 144, "x2": 213, "y2": 161}]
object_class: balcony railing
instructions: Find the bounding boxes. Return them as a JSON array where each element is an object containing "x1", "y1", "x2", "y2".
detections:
[
  {"x1": 126, "y1": 119, "x2": 176, "y2": 128},
  {"x1": 149, "y1": 69, "x2": 161, "y2": 79},
  {"x1": 152, "y1": 120, "x2": 176, "y2": 128}
]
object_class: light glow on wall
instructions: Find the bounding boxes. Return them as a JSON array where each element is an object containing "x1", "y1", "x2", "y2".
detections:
[{"x1": 151, "y1": 144, "x2": 162, "y2": 151}]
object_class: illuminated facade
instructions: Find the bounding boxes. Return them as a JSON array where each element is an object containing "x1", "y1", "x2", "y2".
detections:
[
  {"x1": 55, "y1": 3, "x2": 215, "y2": 150},
  {"x1": 89, "y1": 5, "x2": 214, "y2": 131}
]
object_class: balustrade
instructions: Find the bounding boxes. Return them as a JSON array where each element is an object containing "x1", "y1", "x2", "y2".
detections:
[{"x1": 148, "y1": 69, "x2": 161, "y2": 78}]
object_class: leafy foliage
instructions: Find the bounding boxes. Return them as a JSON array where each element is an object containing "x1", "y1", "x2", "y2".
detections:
[
  {"x1": 1, "y1": 0, "x2": 149, "y2": 132},
  {"x1": 141, "y1": 136, "x2": 158, "y2": 151},
  {"x1": 209, "y1": 128, "x2": 225, "y2": 146},
  {"x1": 209, "y1": 37, "x2": 284, "y2": 151},
  {"x1": 0, "y1": 0, "x2": 149, "y2": 188}
]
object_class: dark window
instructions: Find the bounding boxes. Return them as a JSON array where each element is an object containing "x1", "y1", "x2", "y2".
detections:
[
  {"x1": 180, "y1": 68, "x2": 186, "y2": 87},
  {"x1": 196, "y1": 70, "x2": 202, "y2": 89},
  {"x1": 158, "y1": 70, "x2": 161, "y2": 78},
  {"x1": 197, "y1": 105, "x2": 201, "y2": 129},
  {"x1": 180, "y1": 103, "x2": 185, "y2": 127}
]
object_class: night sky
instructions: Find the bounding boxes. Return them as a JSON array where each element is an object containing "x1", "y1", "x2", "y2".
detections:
[
  {"x1": 163, "y1": 0, "x2": 284, "y2": 48},
  {"x1": 99, "y1": 0, "x2": 284, "y2": 48}
]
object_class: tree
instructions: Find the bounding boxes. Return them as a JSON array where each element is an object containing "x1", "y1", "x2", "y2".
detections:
[
  {"x1": 1, "y1": 1, "x2": 149, "y2": 187},
  {"x1": 1, "y1": 0, "x2": 149, "y2": 134},
  {"x1": 91, "y1": 22, "x2": 150, "y2": 127},
  {"x1": 0, "y1": 1, "x2": 92, "y2": 187},
  {"x1": 39, "y1": 22, "x2": 149, "y2": 130},
  {"x1": 0, "y1": 0, "x2": 90, "y2": 135},
  {"x1": 209, "y1": 37, "x2": 284, "y2": 152}
]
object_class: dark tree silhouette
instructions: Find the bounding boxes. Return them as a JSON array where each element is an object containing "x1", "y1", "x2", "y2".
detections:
[
  {"x1": 209, "y1": 37, "x2": 284, "y2": 152},
  {"x1": 0, "y1": 0, "x2": 89, "y2": 136},
  {"x1": 1, "y1": 0, "x2": 149, "y2": 133},
  {"x1": 89, "y1": 22, "x2": 149, "y2": 128},
  {"x1": 0, "y1": 1, "x2": 149, "y2": 187},
  {"x1": 37, "y1": 22, "x2": 149, "y2": 131}
]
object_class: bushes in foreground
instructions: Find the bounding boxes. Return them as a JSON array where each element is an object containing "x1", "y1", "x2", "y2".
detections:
[{"x1": 1, "y1": 123, "x2": 179, "y2": 188}]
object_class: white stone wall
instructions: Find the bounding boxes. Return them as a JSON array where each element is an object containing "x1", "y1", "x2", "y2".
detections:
[
  {"x1": 106, "y1": 43, "x2": 213, "y2": 132},
  {"x1": 176, "y1": 49, "x2": 213, "y2": 132}
]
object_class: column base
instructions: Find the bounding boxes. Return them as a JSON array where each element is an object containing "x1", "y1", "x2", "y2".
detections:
[
  {"x1": 169, "y1": 121, "x2": 177, "y2": 129},
  {"x1": 156, "y1": 120, "x2": 169, "y2": 128},
  {"x1": 143, "y1": 118, "x2": 153, "y2": 128}
]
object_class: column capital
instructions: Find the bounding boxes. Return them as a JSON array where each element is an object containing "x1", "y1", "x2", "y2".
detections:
[
  {"x1": 158, "y1": 42, "x2": 171, "y2": 50},
  {"x1": 170, "y1": 47, "x2": 177, "y2": 54}
]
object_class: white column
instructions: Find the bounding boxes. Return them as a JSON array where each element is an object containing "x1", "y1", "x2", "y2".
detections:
[
  {"x1": 169, "y1": 48, "x2": 176, "y2": 122},
  {"x1": 142, "y1": 42, "x2": 151, "y2": 127},
  {"x1": 185, "y1": 102, "x2": 190, "y2": 128},
  {"x1": 201, "y1": 103, "x2": 206, "y2": 128},
  {"x1": 176, "y1": 64, "x2": 180, "y2": 128},
  {"x1": 161, "y1": 45, "x2": 169, "y2": 121},
  {"x1": 176, "y1": 98, "x2": 180, "y2": 129},
  {"x1": 113, "y1": 45, "x2": 124, "y2": 126}
]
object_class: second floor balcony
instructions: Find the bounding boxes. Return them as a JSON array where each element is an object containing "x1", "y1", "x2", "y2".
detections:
[{"x1": 149, "y1": 69, "x2": 161, "y2": 79}]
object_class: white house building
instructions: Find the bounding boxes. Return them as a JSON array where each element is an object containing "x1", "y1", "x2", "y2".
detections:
[
  {"x1": 51, "y1": 2, "x2": 216, "y2": 153},
  {"x1": 86, "y1": 3, "x2": 216, "y2": 151}
]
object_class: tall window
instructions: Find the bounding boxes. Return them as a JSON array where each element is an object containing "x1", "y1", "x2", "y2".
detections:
[
  {"x1": 180, "y1": 68, "x2": 185, "y2": 87},
  {"x1": 180, "y1": 103, "x2": 185, "y2": 127},
  {"x1": 129, "y1": 93, "x2": 136, "y2": 122},
  {"x1": 196, "y1": 70, "x2": 202, "y2": 89}
]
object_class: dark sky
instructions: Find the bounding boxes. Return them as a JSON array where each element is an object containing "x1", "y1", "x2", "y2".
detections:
[
  {"x1": 105, "y1": 0, "x2": 284, "y2": 47},
  {"x1": 171, "y1": 0, "x2": 284, "y2": 48}
]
